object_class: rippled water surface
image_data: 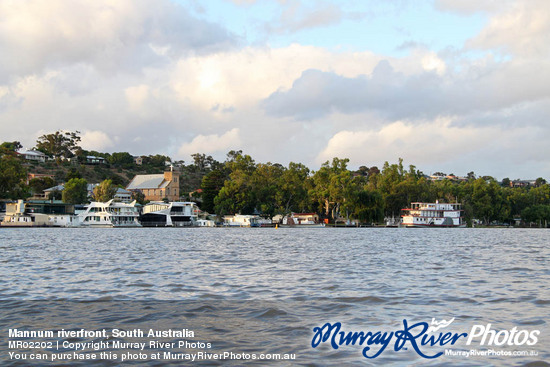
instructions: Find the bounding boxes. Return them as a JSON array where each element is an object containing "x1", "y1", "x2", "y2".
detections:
[{"x1": 1, "y1": 228, "x2": 548, "y2": 366}]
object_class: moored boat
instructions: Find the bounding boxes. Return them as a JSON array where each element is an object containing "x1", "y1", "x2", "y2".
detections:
[
  {"x1": 78, "y1": 200, "x2": 141, "y2": 227},
  {"x1": 140, "y1": 201, "x2": 199, "y2": 227},
  {"x1": 400, "y1": 201, "x2": 465, "y2": 227},
  {"x1": 280, "y1": 213, "x2": 325, "y2": 227}
]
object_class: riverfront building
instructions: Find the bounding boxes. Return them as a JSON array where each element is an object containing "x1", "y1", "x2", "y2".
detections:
[{"x1": 126, "y1": 168, "x2": 180, "y2": 202}]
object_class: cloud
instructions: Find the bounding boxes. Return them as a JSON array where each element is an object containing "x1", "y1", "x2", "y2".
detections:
[
  {"x1": 262, "y1": 63, "x2": 452, "y2": 121},
  {"x1": 0, "y1": 1, "x2": 549, "y2": 180},
  {"x1": 0, "y1": 0, "x2": 237, "y2": 80},
  {"x1": 316, "y1": 119, "x2": 550, "y2": 178},
  {"x1": 466, "y1": 0, "x2": 550, "y2": 57},
  {"x1": 125, "y1": 84, "x2": 150, "y2": 112},
  {"x1": 316, "y1": 119, "x2": 484, "y2": 164},
  {"x1": 177, "y1": 128, "x2": 241, "y2": 159},
  {"x1": 263, "y1": 1, "x2": 364, "y2": 34},
  {"x1": 229, "y1": 0, "x2": 257, "y2": 5},
  {"x1": 434, "y1": 0, "x2": 513, "y2": 15},
  {"x1": 80, "y1": 130, "x2": 115, "y2": 151},
  {"x1": 262, "y1": 54, "x2": 550, "y2": 123}
]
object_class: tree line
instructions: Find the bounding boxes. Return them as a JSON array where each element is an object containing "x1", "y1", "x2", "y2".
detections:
[
  {"x1": 1, "y1": 132, "x2": 550, "y2": 227},
  {"x1": 195, "y1": 151, "x2": 549, "y2": 227}
]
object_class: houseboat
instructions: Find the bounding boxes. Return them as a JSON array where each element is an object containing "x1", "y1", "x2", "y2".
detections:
[
  {"x1": 1, "y1": 200, "x2": 49, "y2": 227},
  {"x1": 400, "y1": 201, "x2": 465, "y2": 228},
  {"x1": 140, "y1": 201, "x2": 199, "y2": 227},
  {"x1": 26, "y1": 200, "x2": 79, "y2": 227},
  {"x1": 0, "y1": 200, "x2": 78, "y2": 227},
  {"x1": 223, "y1": 214, "x2": 261, "y2": 227},
  {"x1": 78, "y1": 200, "x2": 141, "y2": 227},
  {"x1": 280, "y1": 213, "x2": 325, "y2": 227}
]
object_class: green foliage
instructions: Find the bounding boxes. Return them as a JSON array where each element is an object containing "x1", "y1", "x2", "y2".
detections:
[
  {"x1": 200, "y1": 169, "x2": 227, "y2": 213},
  {"x1": 65, "y1": 168, "x2": 82, "y2": 181},
  {"x1": 108, "y1": 152, "x2": 135, "y2": 168},
  {"x1": 0, "y1": 155, "x2": 28, "y2": 199},
  {"x1": 349, "y1": 189, "x2": 385, "y2": 224},
  {"x1": 142, "y1": 154, "x2": 171, "y2": 170},
  {"x1": 277, "y1": 162, "x2": 311, "y2": 213},
  {"x1": 35, "y1": 130, "x2": 81, "y2": 159},
  {"x1": 62, "y1": 178, "x2": 88, "y2": 204},
  {"x1": 92, "y1": 179, "x2": 117, "y2": 202},
  {"x1": 28, "y1": 177, "x2": 56, "y2": 195},
  {"x1": 48, "y1": 189, "x2": 63, "y2": 201},
  {"x1": 131, "y1": 190, "x2": 147, "y2": 205},
  {"x1": 521, "y1": 205, "x2": 550, "y2": 227},
  {"x1": 0, "y1": 141, "x2": 22, "y2": 154},
  {"x1": 214, "y1": 152, "x2": 256, "y2": 215},
  {"x1": 190, "y1": 153, "x2": 222, "y2": 172},
  {"x1": 310, "y1": 157, "x2": 352, "y2": 220}
]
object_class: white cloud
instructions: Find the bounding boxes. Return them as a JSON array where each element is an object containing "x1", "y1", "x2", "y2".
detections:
[
  {"x1": 80, "y1": 130, "x2": 115, "y2": 151},
  {"x1": 177, "y1": 128, "x2": 241, "y2": 159},
  {"x1": 434, "y1": 0, "x2": 513, "y2": 15},
  {"x1": 421, "y1": 53, "x2": 446, "y2": 75},
  {"x1": 125, "y1": 84, "x2": 150, "y2": 112},
  {"x1": 316, "y1": 118, "x2": 550, "y2": 178},
  {"x1": 0, "y1": 0, "x2": 236, "y2": 80},
  {"x1": 316, "y1": 119, "x2": 484, "y2": 165},
  {"x1": 466, "y1": 0, "x2": 550, "y2": 57}
]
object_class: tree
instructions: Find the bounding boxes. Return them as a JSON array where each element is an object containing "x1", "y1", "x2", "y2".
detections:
[
  {"x1": 35, "y1": 130, "x2": 81, "y2": 159},
  {"x1": 65, "y1": 168, "x2": 82, "y2": 181},
  {"x1": 28, "y1": 177, "x2": 56, "y2": 195},
  {"x1": 251, "y1": 162, "x2": 286, "y2": 217},
  {"x1": 277, "y1": 162, "x2": 311, "y2": 213},
  {"x1": 0, "y1": 141, "x2": 22, "y2": 154},
  {"x1": 214, "y1": 151, "x2": 256, "y2": 215},
  {"x1": 376, "y1": 158, "x2": 406, "y2": 217},
  {"x1": 522, "y1": 205, "x2": 550, "y2": 227},
  {"x1": 190, "y1": 153, "x2": 222, "y2": 172},
  {"x1": 501, "y1": 178, "x2": 511, "y2": 187},
  {"x1": 535, "y1": 177, "x2": 547, "y2": 187},
  {"x1": 92, "y1": 179, "x2": 117, "y2": 202},
  {"x1": 0, "y1": 155, "x2": 27, "y2": 199},
  {"x1": 48, "y1": 189, "x2": 62, "y2": 201},
  {"x1": 108, "y1": 152, "x2": 135, "y2": 168},
  {"x1": 142, "y1": 154, "x2": 171, "y2": 169},
  {"x1": 131, "y1": 190, "x2": 147, "y2": 205},
  {"x1": 349, "y1": 189, "x2": 385, "y2": 224},
  {"x1": 200, "y1": 169, "x2": 227, "y2": 213},
  {"x1": 310, "y1": 158, "x2": 353, "y2": 220},
  {"x1": 62, "y1": 178, "x2": 88, "y2": 204}
]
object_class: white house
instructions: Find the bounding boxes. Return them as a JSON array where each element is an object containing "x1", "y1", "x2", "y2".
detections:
[{"x1": 21, "y1": 150, "x2": 48, "y2": 162}]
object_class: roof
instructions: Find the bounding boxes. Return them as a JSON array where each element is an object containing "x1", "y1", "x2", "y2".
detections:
[
  {"x1": 23, "y1": 150, "x2": 47, "y2": 157},
  {"x1": 44, "y1": 185, "x2": 65, "y2": 192},
  {"x1": 126, "y1": 174, "x2": 167, "y2": 190}
]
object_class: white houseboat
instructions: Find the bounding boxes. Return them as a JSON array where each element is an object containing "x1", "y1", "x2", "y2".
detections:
[
  {"x1": 140, "y1": 201, "x2": 199, "y2": 227},
  {"x1": 223, "y1": 214, "x2": 261, "y2": 227},
  {"x1": 78, "y1": 200, "x2": 141, "y2": 227},
  {"x1": 280, "y1": 213, "x2": 325, "y2": 227},
  {"x1": 400, "y1": 201, "x2": 465, "y2": 228}
]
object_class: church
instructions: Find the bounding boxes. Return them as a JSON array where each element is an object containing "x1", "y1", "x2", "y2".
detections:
[{"x1": 126, "y1": 168, "x2": 180, "y2": 202}]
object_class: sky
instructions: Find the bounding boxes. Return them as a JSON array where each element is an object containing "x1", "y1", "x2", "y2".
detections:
[{"x1": 1, "y1": 0, "x2": 549, "y2": 180}]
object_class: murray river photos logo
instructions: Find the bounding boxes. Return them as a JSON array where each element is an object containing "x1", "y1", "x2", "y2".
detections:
[{"x1": 311, "y1": 318, "x2": 540, "y2": 359}]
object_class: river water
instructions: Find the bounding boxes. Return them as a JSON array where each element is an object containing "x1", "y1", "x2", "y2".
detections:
[{"x1": 0, "y1": 228, "x2": 548, "y2": 366}]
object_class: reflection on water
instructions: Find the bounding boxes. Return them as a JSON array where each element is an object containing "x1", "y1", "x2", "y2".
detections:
[{"x1": 0, "y1": 228, "x2": 548, "y2": 366}]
